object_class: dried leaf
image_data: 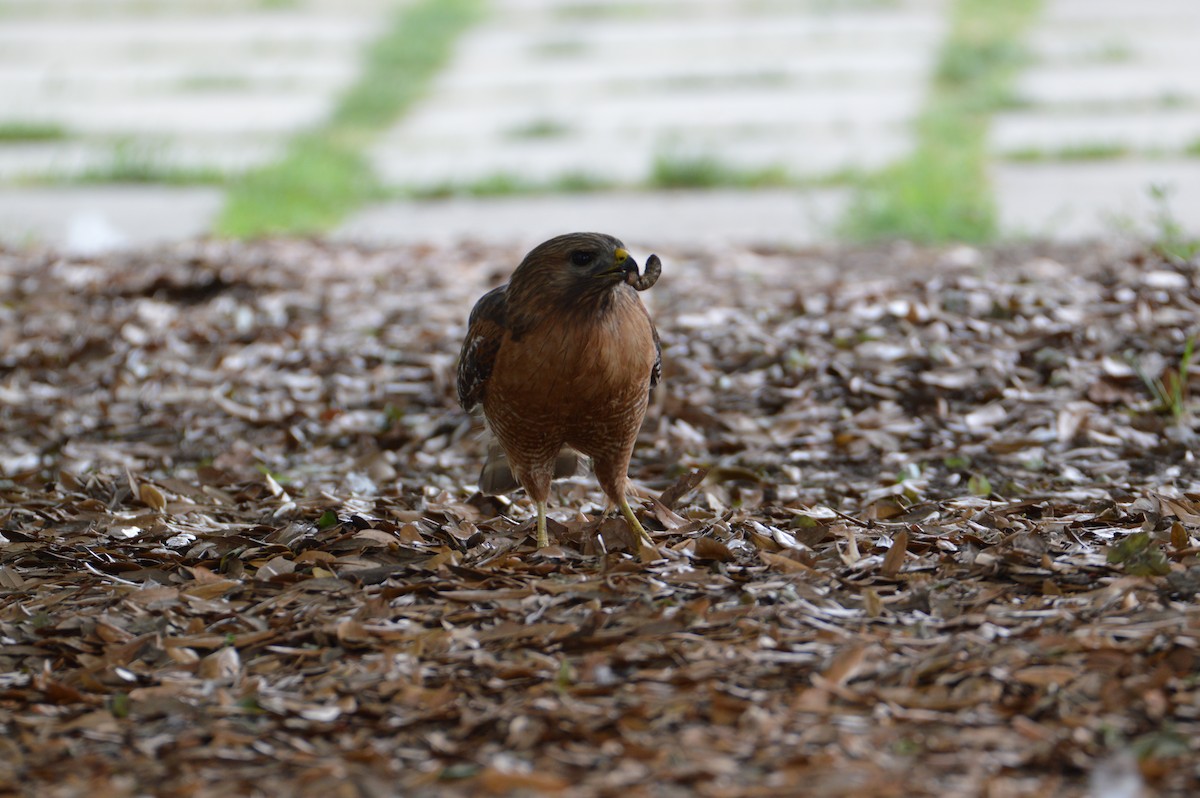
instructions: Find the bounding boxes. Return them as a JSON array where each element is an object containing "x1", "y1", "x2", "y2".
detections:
[
  {"x1": 759, "y1": 550, "x2": 812, "y2": 573},
  {"x1": 4, "y1": 239, "x2": 1200, "y2": 796},
  {"x1": 694, "y1": 535, "x2": 734, "y2": 562},
  {"x1": 880, "y1": 529, "x2": 909, "y2": 578},
  {"x1": 138, "y1": 482, "x2": 167, "y2": 511},
  {"x1": 197, "y1": 646, "x2": 240, "y2": 682},
  {"x1": 659, "y1": 468, "x2": 709, "y2": 509},
  {"x1": 255, "y1": 556, "x2": 296, "y2": 581}
]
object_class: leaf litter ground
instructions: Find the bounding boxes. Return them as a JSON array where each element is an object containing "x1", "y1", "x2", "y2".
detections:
[{"x1": 1, "y1": 238, "x2": 1199, "y2": 797}]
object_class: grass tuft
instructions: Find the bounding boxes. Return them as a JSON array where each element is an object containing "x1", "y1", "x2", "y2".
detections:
[
  {"x1": 649, "y1": 155, "x2": 791, "y2": 190},
  {"x1": 505, "y1": 119, "x2": 571, "y2": 140},
  {"x1": 74, "y1": 138, "x2": 227, "y2": 185},
  {"x1": 1004, "y1": 142, "x2": 1130, "y2": 162},
  {"x1": 1148, "y1": 183, "x2": 1200, "y2": 262},
  {"x1": 408, "y1": 171, "x2": 616, "y2": 200},
  {"x1": 0, "y1": 121, "x2": 69, "y2": 142}
]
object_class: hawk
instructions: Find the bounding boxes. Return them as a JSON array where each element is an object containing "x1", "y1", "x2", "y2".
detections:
[{"x1": 457, "y1": 232, "x2": 662, "y2": 551}]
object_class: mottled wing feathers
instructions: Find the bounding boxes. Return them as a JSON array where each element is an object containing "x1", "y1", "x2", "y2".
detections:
[
  {"x1": 456, "y1": 285, "x2": 507, "y2": 411},
  {"x1": 650, "y1": 321, "x2": 662, "y2": 390}
]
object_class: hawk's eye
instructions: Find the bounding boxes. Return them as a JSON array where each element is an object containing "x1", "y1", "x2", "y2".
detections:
[{"x1": 569, "y1": 250, "x2": 594, "y2": 268}]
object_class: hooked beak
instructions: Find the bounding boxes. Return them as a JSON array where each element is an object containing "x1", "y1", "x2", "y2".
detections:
[
  {"x1": 620, "y1": 254, "x2": 642, "y2": 282},
  {"x1": 596, "y1": 247, "x2": 637, "y2": 281}
]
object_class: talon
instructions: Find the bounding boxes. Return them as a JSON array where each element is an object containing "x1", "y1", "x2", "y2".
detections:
[{"x1": 618, "y1": 496, "x2": 657, "y2": 558}]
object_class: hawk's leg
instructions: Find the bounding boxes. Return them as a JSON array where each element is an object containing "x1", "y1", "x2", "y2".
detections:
[
  {"x1": 535, "y1": 501, "x2": 548, "y2": 548},
  {"x1": 516, "y1": 464, "x2": 553, "y2": 549}
]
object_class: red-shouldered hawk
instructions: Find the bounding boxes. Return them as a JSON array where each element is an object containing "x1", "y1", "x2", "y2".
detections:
[{"x1": 457, "y1": 232, "x2": 662, "y2": 551}]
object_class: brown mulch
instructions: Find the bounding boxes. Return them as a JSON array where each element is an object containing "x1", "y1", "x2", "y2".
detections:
[{"x1": 1, "y1": 237, "x2": 1198, "y2": 797}]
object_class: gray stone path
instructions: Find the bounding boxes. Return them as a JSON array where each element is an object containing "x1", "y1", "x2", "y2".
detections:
[
  {"x1": 991, "y1": 0, "x2": 1200, "y2": 239},
  {"x1": 370, "y1": 0, "x2": 945, "y2": 190},
  {"x1": 335, "y1": 187, "x2": 848, "y2": 251},
  {"x1": 0, "y1": 0, "x2": 398, "y2": 251},
  {"x1": 0, "y1": 2, "x2": 400, "y2": 182},
  {"x1": 1, "y1": 0, "x2": 1198, "y2": 251},
  {"x1": 0, "y1": 186, "x2": 222, "y2": 254}
]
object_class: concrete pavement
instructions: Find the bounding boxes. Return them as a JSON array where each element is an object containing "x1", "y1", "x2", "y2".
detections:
[
  {"x1": 991, "y1": 0, "x2": 1200, "y2": 239},
  {"x1": 0, "y1": 0, "x2": 1198, "y2": 251},
  {"x1": 0, "y1": 0, "x2": 400, "y2": 251},
  {"x1": 368, "y1": 0, "x2": 944, "y2": 189}
]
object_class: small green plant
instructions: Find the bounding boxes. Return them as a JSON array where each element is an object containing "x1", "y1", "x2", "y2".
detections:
[
  {"x1": 650, "y1": 155, "x2": 729, "y2": 189},
  {"x1": 555, "y1": 658, "x2": 574, "y2": 691},
  {"x1": 1085, "y1": 40, "x2": 1134, "y2": 64},
  {"x1": 464, "y1": 172, "x2": 534, "y2": 196},
  {"x1": 1021, "y1": 455, "x2": 1046, "y2": 472},
  {"x1": 804, "y1": 167, "x2": 864, "y2": 188},
  {"x1": 1131, "y1": 726, "x2": 1191, "y2": 760},
  {"x1": 177, "y1": 74, "x2": 252, "y2": 92},
  {"x1": 552, "y1": 171, "x2": 615, "y2": 193},
  {"x1": 78, "y1": 138, "x2": 227, "y2": 185},
  {"x1": 967, "y1": 473, "x2": 993, "y2": 496},
  {"x1": 895, "y1": 462, "x2": 922, "y2": 484},
  {"x1": 0, "y1": 121, "x2": 68, "y2": 142},
  {"x1": 649, "y1": 154, "x2": 789, "y2": 189},
  {"x1": 382, "y1": 404, "x2": 405, "y2": 427},
  {"x1": 1057, "y1": 142, "x2": 1130, "y2": 160},
  {"x1": 109, "y1": 693, "x2": 131, "y2": 719},
  {"x1": 1148, "y1": 183, "x2": 1200, "y2": 261},
  {"x1": 505, "y1": 118, "x2": 570, "y2": 139},
  {"x1": 1106, "y1": 532, "x2": 1170, "y2": 576},
  {"x1": 530, "y1": 38, "x2": 589, "y2": 58},
  {"x1": 554, "y1": 2, "x2": 650, "y2": 19},
  {"x1": 1130, "y1": 336, "x2": 1194, "y2": 420},
  {"x1": 255, "y1": 462, "x2": 293, "y2": 485},
  {"x1": 409, "y1": 170, "x2": 615, "y2": 199},
  {"x1": 1157, "y1": 91, "x2": 1187, "y2": 109},
  {"x1": 439, "y1": 764, "x2": 481, "y2": 781},
  {"x1": 942, "y1": 454, "x2": 972, "y2": 470},
  {"x1": 1004, "y1": 142, "x2": 1129, "y2": 162}
]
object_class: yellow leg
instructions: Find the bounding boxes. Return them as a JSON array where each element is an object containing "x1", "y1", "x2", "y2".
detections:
[
  {"x1": 618, "y1": 496, "x2": 655, "y2": 548},
  {"x1": 535, "y1": 501, "x2": 548, "y2": 548}
]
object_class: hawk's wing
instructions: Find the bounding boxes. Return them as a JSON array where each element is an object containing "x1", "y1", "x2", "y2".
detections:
[
  {"x1": 650, "y1": 322, "x2": 662, "y2": 390},
  {"x1": 457, "y1": 285, "x2": 507, "y2": 411}
]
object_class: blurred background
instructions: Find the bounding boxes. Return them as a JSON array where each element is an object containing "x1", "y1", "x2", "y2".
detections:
[{"x1": 1, "y1": 0, "x2": 1198, "y2": 253}]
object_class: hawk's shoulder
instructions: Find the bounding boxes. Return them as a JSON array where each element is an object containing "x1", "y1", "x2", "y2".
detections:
[{"x1": 457, "y1": 285, "x2": 507, "y2": 411}]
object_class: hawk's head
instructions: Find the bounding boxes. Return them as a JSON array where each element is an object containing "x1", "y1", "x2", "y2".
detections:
[{"x1": 509, "y1": 232, "x2": 643, "y2": 307}]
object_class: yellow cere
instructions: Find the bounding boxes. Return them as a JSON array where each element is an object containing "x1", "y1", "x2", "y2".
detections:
[{"x1": 614, "y1": 248, "x2": 628, "y2": 265}]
